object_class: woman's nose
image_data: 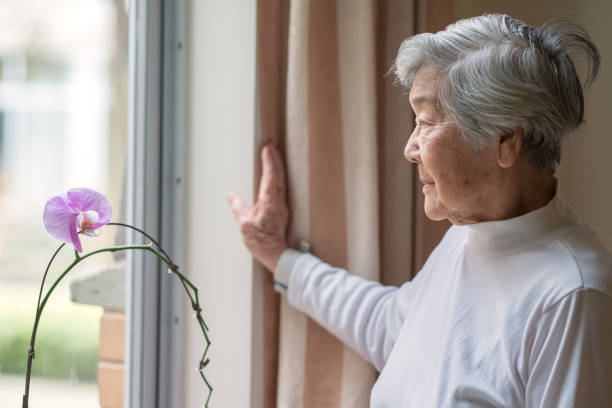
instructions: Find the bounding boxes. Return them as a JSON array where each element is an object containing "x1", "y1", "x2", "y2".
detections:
[{"x1": 404, "y1": 127, "x2": 420, "y2": 163}]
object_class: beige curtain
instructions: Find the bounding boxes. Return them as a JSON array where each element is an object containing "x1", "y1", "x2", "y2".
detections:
[
  {"x1": 256, "y1": 0, "x2": 453, "y2": 406},
  {"x1": 279, "y1": 0, "x2": 379, "y2": 406}
]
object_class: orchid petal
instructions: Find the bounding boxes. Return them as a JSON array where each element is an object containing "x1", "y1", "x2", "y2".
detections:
[
  {"x1": 43, "y1": 196, "x2": 79, "y2": 245},
  {"x1": 69, "y1": 216, "x2": 83, "y2": 252},
  {"x1": 76, "y1": 213, "x2": 84, "y2": 229},
  {"x1": 66, "y1": 188, "x2": 112, "y2": 228}
]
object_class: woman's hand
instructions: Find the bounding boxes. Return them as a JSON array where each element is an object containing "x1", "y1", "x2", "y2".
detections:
[{"x1": 227, "y1": 145, "x2": 289, "y2": 272}]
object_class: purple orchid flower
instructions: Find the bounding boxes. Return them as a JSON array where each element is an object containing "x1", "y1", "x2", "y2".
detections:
[{"x1": 43, "y1": 188, "x2": 112, "y2": 252}]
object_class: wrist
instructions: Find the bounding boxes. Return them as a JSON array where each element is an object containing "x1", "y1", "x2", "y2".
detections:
[{"x1": 262, "y1": 245, "x2": 288, "y2": 272}]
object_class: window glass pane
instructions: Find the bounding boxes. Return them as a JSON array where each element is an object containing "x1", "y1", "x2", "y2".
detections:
[{"x1": 0, "y1": 1, "x2": 128, "y2": 407}]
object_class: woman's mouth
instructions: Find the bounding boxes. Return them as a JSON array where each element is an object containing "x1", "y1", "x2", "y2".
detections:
[{"x1": 421, "y1": 180, "x2": 435, "y2": 193}]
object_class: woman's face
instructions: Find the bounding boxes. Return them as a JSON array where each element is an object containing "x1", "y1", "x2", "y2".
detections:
[{"x1": 404, "y1": 67, "x2": 501, "y2": 225}]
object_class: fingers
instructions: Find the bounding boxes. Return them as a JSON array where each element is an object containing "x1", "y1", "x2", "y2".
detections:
[
  {"x1": 268, "y1": 145, "x2": 287, "y2": 194},
  {"x1": 227, "y1": 193, "x2": 252, "y2": 223},
  {"x1": 258, "y1": 145, "x2": 286, "y2": 203}
]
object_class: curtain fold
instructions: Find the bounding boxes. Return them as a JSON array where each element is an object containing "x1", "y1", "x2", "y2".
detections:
[
  {"x1": 256, "y1": 0, "x2": 289, "y2": 406},
  {"x1": 377, "y1": 0, "x2": 417, "y2": 286},
  {"x1": 279, "y1": 1, "x2": 391, "y2": 406},
  {"x1": 256, "y1": 0, "x2": 453, "y2": 406}
]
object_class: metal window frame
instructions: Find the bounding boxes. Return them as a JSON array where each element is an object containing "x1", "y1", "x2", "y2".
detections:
[{"x1": 125, "y1": 0, "x2": 187, "y2": 406}]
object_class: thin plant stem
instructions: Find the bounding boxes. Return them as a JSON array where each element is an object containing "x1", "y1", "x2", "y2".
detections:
[
  {"x1": 22, "y1": 243, "x2": 65, "y2": 408},
  {"x1": 23, "y1": 228, "x2": 212, "y2": 408},
  {"x1": 36, "y1": 244, "x2": 66, "y2": 312},
  {"x1": 108, "y1": 222, "x2": 200, "y2": 307}
]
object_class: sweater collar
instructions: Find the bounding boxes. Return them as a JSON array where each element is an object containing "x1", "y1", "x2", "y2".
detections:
[{"x1": 464, "y1": 188, "x2": 576, "y2": 254}]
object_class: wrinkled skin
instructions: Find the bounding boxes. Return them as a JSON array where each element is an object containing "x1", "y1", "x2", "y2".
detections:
[
  {"x1": 405, "y1": 67, "x2": 502, "y2": 225},
  {"x1": 227, "y1": 145, "x2": 289, "y2": 271}
]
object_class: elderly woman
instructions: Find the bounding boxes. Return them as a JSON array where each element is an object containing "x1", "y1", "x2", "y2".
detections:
[{"x1": 229, "y1": 14, "x2": 612, "y2": 407}]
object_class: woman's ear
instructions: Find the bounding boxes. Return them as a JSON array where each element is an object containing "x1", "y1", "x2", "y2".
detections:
[{"x1": 497, "y1": 129, "x2": 523, "y2": 168}]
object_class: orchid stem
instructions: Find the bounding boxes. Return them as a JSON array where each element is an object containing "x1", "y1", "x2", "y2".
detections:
[{"x1": 22, "y1": 228, "x2": 212, "y2": 408}]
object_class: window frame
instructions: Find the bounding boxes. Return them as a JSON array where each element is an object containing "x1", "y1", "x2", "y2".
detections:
[{"x1": 125, "y1": 0, "x2": 187, "y2": 406}]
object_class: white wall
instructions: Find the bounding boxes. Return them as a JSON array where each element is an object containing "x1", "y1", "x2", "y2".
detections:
[
  {"x1": 455, "y1": 0, "x2": 612, "y2": 252},
  {"x1": 185, "y1": 1, "x2": 257, "y2": 406}
]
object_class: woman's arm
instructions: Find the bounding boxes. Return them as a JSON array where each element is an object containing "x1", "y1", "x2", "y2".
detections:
[{"x1": 278, "y1": 251, "x2": 416, "y2": 371}]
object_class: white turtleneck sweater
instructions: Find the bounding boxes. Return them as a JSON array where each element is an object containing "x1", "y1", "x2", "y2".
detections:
[{"x1": 273, "y1": 194, "x2": 612, "y2": 407}]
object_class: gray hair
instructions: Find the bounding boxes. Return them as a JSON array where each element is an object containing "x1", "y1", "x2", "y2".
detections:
[{"x1": 393, "y1": 14, "x2": 600, "y2": 173}]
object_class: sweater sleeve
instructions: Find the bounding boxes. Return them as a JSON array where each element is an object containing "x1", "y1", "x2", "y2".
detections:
[
  {"x1": 283, "y1": 252, "x2": 418, "y2": 371},
  {"x1": 526, "y1": 288, "x2": 612, "y2": 408}
]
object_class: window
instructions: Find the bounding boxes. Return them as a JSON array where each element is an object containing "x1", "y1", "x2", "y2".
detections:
[{"x1": 0, "y1": 0, "x2": 128, "y2": 406}]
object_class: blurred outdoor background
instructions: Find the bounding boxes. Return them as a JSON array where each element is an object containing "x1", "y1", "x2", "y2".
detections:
[{"x1": 0, "y1": 0, "x2": 127, "y2": 406}]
